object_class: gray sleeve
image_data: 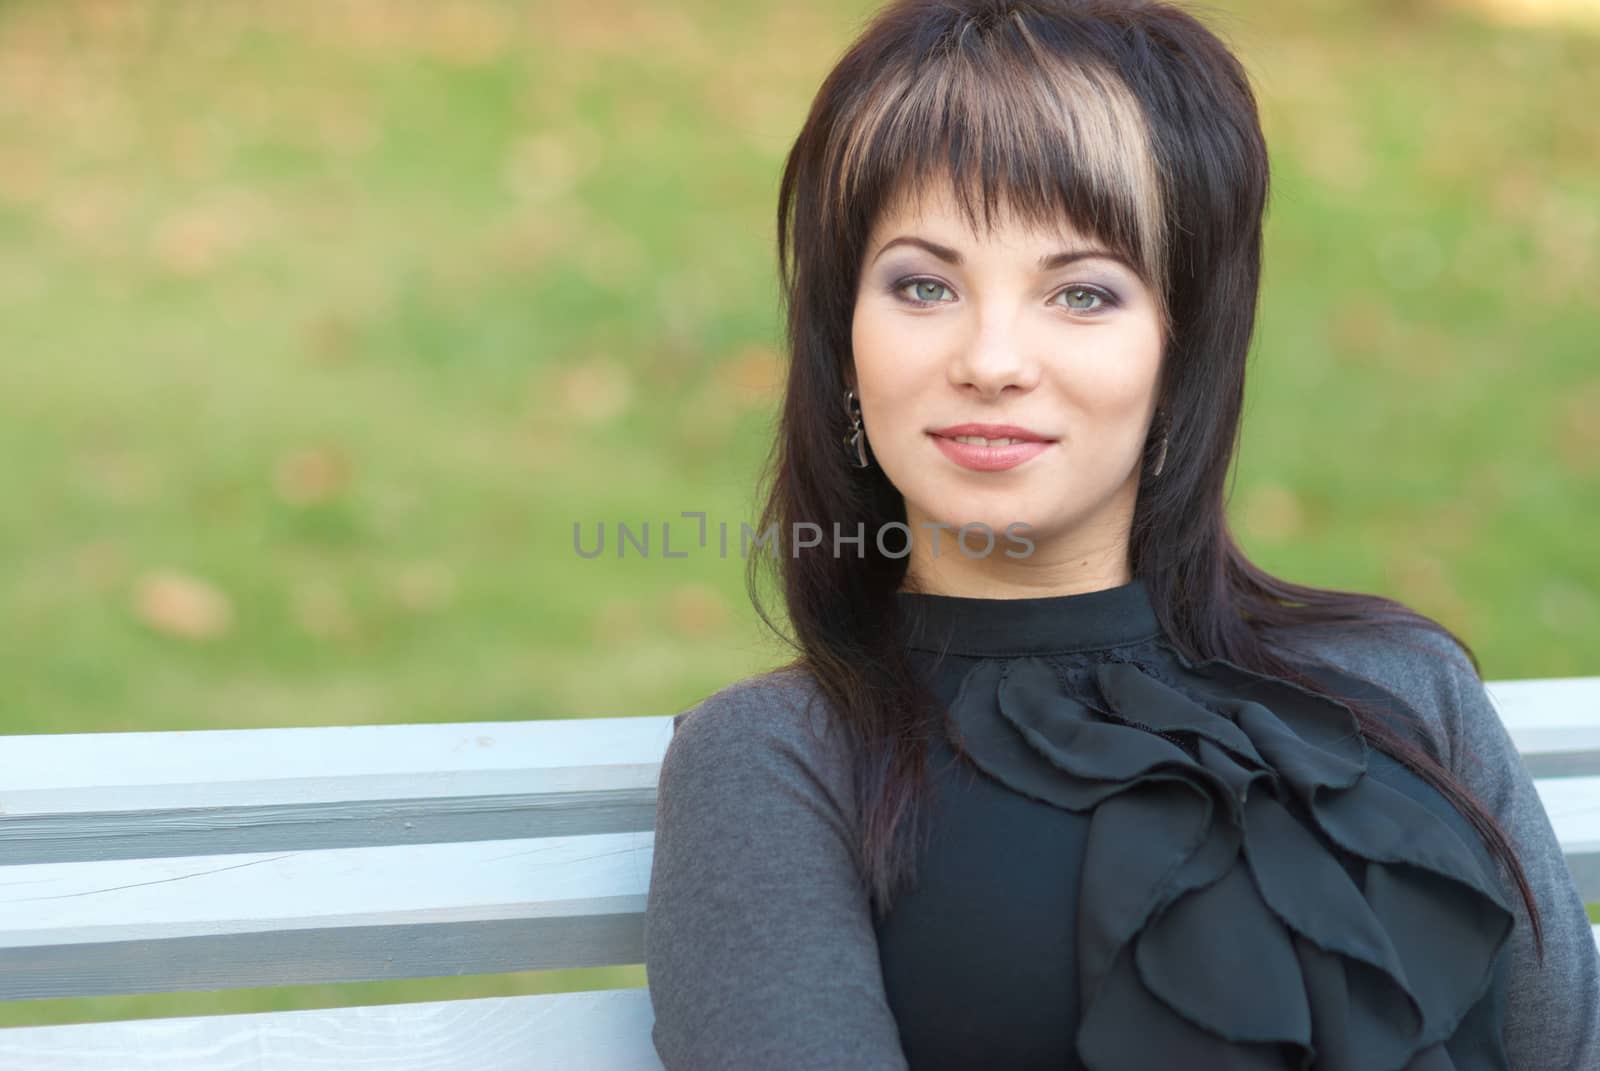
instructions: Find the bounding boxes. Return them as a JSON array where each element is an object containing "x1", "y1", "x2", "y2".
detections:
[
  {"x1": 1284, "y1": 625, "x2": 1600, "y2": 1070},
  {"x1": 644, "y1": 669, "x2": 910, "y2": 1070}
]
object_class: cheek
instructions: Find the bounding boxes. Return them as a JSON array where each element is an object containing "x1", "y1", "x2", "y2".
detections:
[
  {"x1": 1059, "y1": 326, "x2": 1163, "y2": 413},
  {"x1": 851, "y1": 305, "x2": 918, "y2": 402}
]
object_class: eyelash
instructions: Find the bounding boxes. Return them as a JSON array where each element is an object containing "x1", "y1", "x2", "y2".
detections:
[{"x1": 890, "y1": 276, "x2": 1121, "y2": 314}]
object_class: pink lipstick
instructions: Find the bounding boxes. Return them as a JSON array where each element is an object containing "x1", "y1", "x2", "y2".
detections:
[{"x1": 928, "y1": 423, "x2": 1056, "y2": 472}]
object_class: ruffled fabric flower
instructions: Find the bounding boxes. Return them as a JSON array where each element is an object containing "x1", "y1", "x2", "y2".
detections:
[{"x1": 943, "y1": 652, "x2": 1514, "y2": 1071}]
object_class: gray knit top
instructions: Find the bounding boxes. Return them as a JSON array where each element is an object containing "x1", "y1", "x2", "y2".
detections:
[{"x1": 644, "y1": 579, "x2": 1600, "y2": 1069}]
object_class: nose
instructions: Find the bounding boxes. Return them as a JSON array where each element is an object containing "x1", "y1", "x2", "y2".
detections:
[{"x1": 947, "y1": 314, "x2": 1043, "y2": 398}]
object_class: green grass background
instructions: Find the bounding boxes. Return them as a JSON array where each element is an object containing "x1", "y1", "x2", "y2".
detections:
[{"x1": 0, "y1": 0, "x2": 1595, "y2": 1029}]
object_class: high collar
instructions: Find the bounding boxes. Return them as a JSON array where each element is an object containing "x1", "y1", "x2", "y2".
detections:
[{"x1": 893, "y1": 577, "x2": 1163, "y2": 657}]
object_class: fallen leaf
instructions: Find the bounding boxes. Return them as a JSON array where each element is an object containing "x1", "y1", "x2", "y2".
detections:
[
  {"x1": 720, "y1": 344, "x2": 785, "y2": 406},
  {"x1": 274, "y1": 445, "x2": 352, "y2": 506},
  {"x1": 1557, "y1": 384, "x2": 1600, "y2": 476},
  {"x1": 666, "y1": 583, "x2": 729, "y2": 637},
  {"x1": 390, "y1": 562, "x2": 458, "y2": 613},
  {"x1": 1238, "y1": 483, "x2": 1305, "y2": 542},
  {"x1": 133, "y1": 569, "x2": 233, "y2": 641},
  {"x1": 559, "y1": 358, "x2": 632, "y2": 425}
]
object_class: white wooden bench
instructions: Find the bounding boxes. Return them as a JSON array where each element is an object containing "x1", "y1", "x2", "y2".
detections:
[{"x1": 0, "y1": 677, "x2": 1595, "y2": 1069}]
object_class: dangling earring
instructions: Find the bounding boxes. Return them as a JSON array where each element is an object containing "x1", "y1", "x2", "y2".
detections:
[
  {"x1": 843, "y1": 389, "x2": 870, "y2": 469},
  {"x1": 1150, "y1": 411, "x2": 1169, "y2": 478}
]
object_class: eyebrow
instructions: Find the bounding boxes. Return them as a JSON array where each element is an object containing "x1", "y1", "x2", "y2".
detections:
[{"x1": 869, "y1": 235, "x2": 1136, "y2": 274}]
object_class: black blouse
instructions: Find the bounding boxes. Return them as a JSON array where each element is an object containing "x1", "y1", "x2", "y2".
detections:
[{"x1": 875, "y1": 577, "x2": 1514, "y2": 1070}]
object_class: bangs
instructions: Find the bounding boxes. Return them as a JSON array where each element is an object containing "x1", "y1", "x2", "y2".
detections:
[{"x1": 826, "y1": 8, "x2": 1169, "y2": 323}]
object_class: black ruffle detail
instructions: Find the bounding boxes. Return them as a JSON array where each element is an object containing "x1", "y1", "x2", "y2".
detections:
[{"x1": 943, "y1": 652, "x2": 1514, "y2": 1071}]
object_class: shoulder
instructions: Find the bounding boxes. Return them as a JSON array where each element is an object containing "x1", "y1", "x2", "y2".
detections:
[
  {"x1": 672, "y1": 664, "x2": 841, "y2": 756},
  {"x1": 1263, "y1": 619, "x2": 1484, "y2": 772},
  {"x1": 663, "y1": 664, "x2": 858, "y2": 814},
  {"x1": 675, "y1": 663, "x2": 828, "y2": 729}
]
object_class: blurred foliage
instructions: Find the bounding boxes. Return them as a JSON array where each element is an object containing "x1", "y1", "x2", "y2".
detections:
[{"x1": 0, "y1": 0, "x2": 1594, "y2": 1029}]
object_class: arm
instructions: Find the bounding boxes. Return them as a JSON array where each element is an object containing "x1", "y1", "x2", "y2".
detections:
[
  {"x1": 644, "y1": 668, "x2": 910, "y2": 1070},
  {"x1": 1284, "y1": 625, "x2": 1600, "y2": 1069},
  {"x1": 1434, "y1": 641, "x2": 1600, "y2": 1069}
]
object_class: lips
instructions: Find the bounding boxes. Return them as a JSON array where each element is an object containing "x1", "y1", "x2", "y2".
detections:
[
  {"x1": 930, "y1": 431, "x2": 1055, "y2": 472},
  {"x1": 929, "y1": 423, "x2": 1056, "y2": 444}
]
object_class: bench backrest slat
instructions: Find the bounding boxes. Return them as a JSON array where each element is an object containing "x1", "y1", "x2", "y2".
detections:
[
  {"x1": 0, "y1": 833, "x2": 650, "y2": 1001},
  {"x1": 0, "y1": 717, "x2": 675, "y2": 865},
  {"x1": 1486, "y1": 677, "x2": 1600, "y2": 778},
  {"x1": 0, "y1": 990, "x2": 665, "y2": 1071}
]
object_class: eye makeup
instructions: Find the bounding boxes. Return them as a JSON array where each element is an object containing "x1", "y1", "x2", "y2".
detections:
[{"x1": 883, "y1": 272, "x2": 1125, "y2": 313}]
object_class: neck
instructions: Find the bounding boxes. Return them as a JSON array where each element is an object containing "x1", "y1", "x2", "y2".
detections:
[
  {"x1": 899, "y1": 542, "x2": 1132, "y2": 600},
  {"x1": 898, "y1": 482, "x2": 1138, "y2": 599}
]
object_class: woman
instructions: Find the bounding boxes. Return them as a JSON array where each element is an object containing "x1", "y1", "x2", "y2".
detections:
[{"x1": 644, "y1": 1, "x2": 1600, "y2": 1067}]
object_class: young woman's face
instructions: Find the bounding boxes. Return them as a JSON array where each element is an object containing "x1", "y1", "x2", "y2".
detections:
[{"x1": 851, "y1": 181, "x2": 1166, "y2": 592}]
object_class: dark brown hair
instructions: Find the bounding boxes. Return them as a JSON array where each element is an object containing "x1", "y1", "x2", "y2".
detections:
[{"x1": 745, "y1": 0, "x2": 1543, "y2": 958}]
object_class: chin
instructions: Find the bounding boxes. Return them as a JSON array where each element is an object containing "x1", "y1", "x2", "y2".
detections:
[{"x1": 910, "y1": 493, "x2": 1043, "y2": 540}]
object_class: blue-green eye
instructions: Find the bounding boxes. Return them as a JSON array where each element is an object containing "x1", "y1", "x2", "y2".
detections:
[
  {"x1": 1055, "y1": 285, "x2": 1111, "y2": 311},
  {"x1": 897, "y1": 278, "x2": 953, "y2": 305},
  {"x1": 893, "y1": 276, "x2": 1119, "y2": 312}
]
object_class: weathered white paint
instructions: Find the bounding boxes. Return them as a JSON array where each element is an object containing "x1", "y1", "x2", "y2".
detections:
[
  {"x1": 1486, "y1": 678, "x2": 1600, "y2": 778},
  {"x1": 0, "y1": 833, "x2": 652, "y2": 999},
  {"x1": 0, "y1": 716, "x2": 678, "y2": 811},
  {"x1": 0, "y1": 989, "x2": 665, "y2": 1071},
  {"x1": 1526, "y1": 776, "x2": 1600, "y2": 901},
  {"x1": 0, "y1": 717, "x2": 677, "y2": 865}
]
